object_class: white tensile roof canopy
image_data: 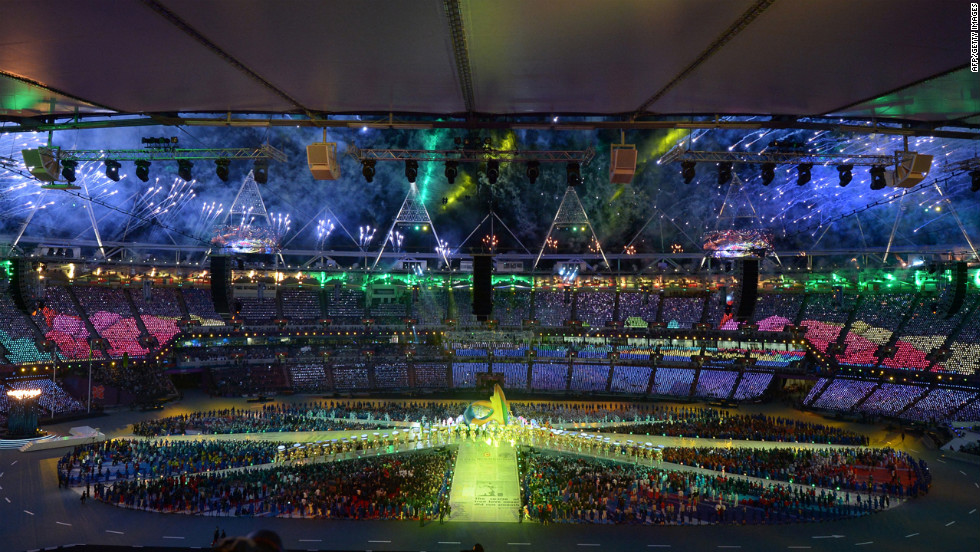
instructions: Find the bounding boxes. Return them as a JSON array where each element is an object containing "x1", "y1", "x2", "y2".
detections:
[{"x1": 0, "y1": 0, "x2": 976, "y2": 126}]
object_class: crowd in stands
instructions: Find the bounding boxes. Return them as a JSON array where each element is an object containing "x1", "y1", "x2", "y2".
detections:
[
  {"x1": 751, "y1": 294, "x2": 804, "y2": 331},
  {"x1": 0, "y1": 295, "x2": 49, "y2": 363},
  {"x1": 531, "y1": 363, "x2": 567, "y2": 391},
  {"x1": 4, "y1": 377, "x2": 84, "y2": 415},
  {"x1": 610, "y1": 365, "x2": 651, "y2": 394},
  {"x1": 280, "y1": 290, "x2": 321, "y2": 323},
  {"x1": 495, "y1": 290, "x2": 532, "y2": 326},
  {"x1": 96, "y1": 448, "x2": 455, "y2": 520},
  {"x1": 652, "y1": 368, "x2": 695, "y2": 396},
  {"x1": 182, "y1": 288, "x2": 225, "y2": 326},
  {"x1": 57, "y1": 438, "x2": 280, "y2": 487},
  {"x1": 731, "y1": 372, "x2": 774, "y2": 400},
  {"x1": 693, "y1": 369, "x2": 738, "y2": 399},
  {"x1": 854, "y1": 384, "x2": 924, "y2": 418},
  {"x1": 619, "y1": 291, "x2": 659, "y2": 328},
  {"x1": 495, "y1": 362, "x2": 528, "y2": 388},
  {"x1": 901, "y1": 387, "x2": 978, "y2": 422},
  {"x1": 570, "y1": 364, "x2": 609, "y2": 392},
  {"x1": 412, "y1": 288, "x2": 448, "y2": 325},
  {"x1": 238, "y1": 297, "x2": 278, "y2": 324},
  {"x1": 810, "y1": 379, "x2": 877, "y2": 411},
  {"x1": 659, "y1": 297, "x2": 703, "y2": 329},
  {"x1": 575, "y1": 292, "x2": 615, "y2": 327},
  {"x1": 452, "y1": 362, "x2": 487, "y2": 388},
  {"x1": 518, "y1": 450, "x2": 890, "y2": 525},
  {"x1": 535, "y1": 291, "x2": 570, "y2": 327},
  {"x1": 326, "y1": 288, "x2": 364, "y2": 325}
]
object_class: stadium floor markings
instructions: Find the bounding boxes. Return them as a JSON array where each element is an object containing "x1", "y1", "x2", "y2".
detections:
[
  {"x1": 55, "y1": 522, "x2": 71, "y2": 527},
  {"x1": 936, "y1": 458, "x2": 946, "y2": 463},
  {"x1": 647, "y1": 546, "x2": 671, "y2": 549},
  {"x1": 23, "y1": 510, "x2": 33, "y2": 515},
  {"x1": 905, "y1": 533, "x2": 919, "y2": 538},
  {"x1": 787, "y1": 547, "x2": 811, "y2": 550},
  {"x1": 365, "y1": 541, "x2": 387, "y2": 544},
  {"x1": 811, "y1": 535, "x2": 844, "y2": 539},
  {"x1": 300, "y1": 539, "x2": 323, "y2": 543},
  {"x1": 4, "y1": 497, "x2": 9, "y2": 503},
  {"x1": 162, "y1": 536, "x2": 185, "y2": 539},
  {"x1": 970, "y1": 509, "x2": 977, "y2": 514},
  {"x1": 960, "y1": 470, "x2": 967, "y2": 476},
  {"x1": 718, "y1": 547, "x2": 742, "y2": 549},
  {"x1": 576, "y1": 544, "x2": 600, "y2": 547},
  {"x1": 10, "y1": 461, "x2": 17, "y2": 465},
  {"x1": 105, "y1": 530, "x2": 124, "y2": 535},
  {"x1": 507, "y1": 543, "x2": 532, "y2": 546},
  {"x1": 854, "y1": 542, "x2": 873, "y2": 546},
  {"x1": 945, "y1": 521, "x2": 956, "y2": 526}
]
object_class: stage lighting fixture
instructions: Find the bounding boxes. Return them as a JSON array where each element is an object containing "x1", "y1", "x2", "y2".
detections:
[
  {"x1": 177, "y1": 159, "x2": 194, "y2": 181},
  {"x1": 970, "y1": 169, "x2": 980, "y2": 192},
  {"x1": 717, "y1": 162, "x2": 733, "y2": 185},
  {"x1": 681, "y1": 161, "x2": 696, "y2": 184},
  {"x1": 405, "y1": 160, "x2": 418, "y2": 183},
  {"x1": 796, "y1": 163, "x2": 812, "y2": 186},
  {"x1": 361, "y1": 159, "x2": 376, "y2": 183},
  {"x1": 869, "y1": 165, "x2": 887, "y2": 190},
  {"x1": 253, "y1": 159, "x2": 268, "y2": 184},
  {"x1": 526, "y1": 161, "x2": 540, "y2": 184},
  {"x1": 104, "y1": 159, "x2": 121, "y2": 182},
  {"x1": 566, "y1": 163, "x2": 581, "y2": 186},
  {"x1": 61, "y1": 159, "x2": 77, "y2": 182},
  {"x1": 837, "y1": 164, "x2": 853, "y2": 187},
  {"x1": 134, "y1": 160, "x2": 151, "y2": 182},
  {"x1": 444, "y1": 161, "x2": 458, "y2": 184},
  {"x1": 486, "y1": 160, "x2": 500, "y2": 184},
  {"x1": 760, "y1": 162, "x2": 775, "y2": 186},
  {"x1": 215, "y1": 158, "x2": 231, "y2": 182}
]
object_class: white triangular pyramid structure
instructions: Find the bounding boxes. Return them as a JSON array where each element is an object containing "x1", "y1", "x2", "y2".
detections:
[
  {"x1": 373, "y1": 182, "x2": 447, "y2": 269},
  {"x1": 224, "y1": 170, "x2": 269, "y2": 224},
  {"x1": 715, "y1": 173, "x2": 760, "y2": 229},
  {"x1": 534, "y1": 186, "x2": 609, "y2": 269}
]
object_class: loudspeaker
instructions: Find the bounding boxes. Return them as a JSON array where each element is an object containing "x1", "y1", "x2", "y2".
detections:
[
  {"x1": 472, "y1": 255, "x2": 493, "y2": 321},
  {"x1": 945, "y1": 261, "x2": 968, "y2": 317},
  {"x1": 210, "y1": 255, "x2": 233, "y2": 316},
  {"x1": 734, "y1": 259, "x2": 759, "y2": 322},
  {"x1": 609, "y1": 144, "x2": 637, "y2": 184},
  {"x1": 307, "y1": 142, "x2": 341, "y2": 180},
  {"x1": 21, "y1": 147, "x2": 60, "y2": 182},
  {"x1": 10, "y1": 258, "x2": 38, "y2": 313},
  {"x1": 885, "y1": 153, "x2": 933, "y2": 188}
]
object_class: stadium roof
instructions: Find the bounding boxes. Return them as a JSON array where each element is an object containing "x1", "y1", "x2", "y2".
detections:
[{"x1": 1, "y1": 0, "x2": 977, "y2": 127}]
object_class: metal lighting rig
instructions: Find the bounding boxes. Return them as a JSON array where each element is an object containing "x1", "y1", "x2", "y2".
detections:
[
  {"x1": 57, "y1": 143, "x2": 287, "y2": 163},
  {"x1": 660, "y1": 144, "x2": 898, "y2": 167},
  {"x1": 346, "y1": 143, "x2": 596, "y2": 164}
]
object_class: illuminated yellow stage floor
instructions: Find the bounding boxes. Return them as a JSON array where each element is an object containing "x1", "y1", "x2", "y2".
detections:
[{"x1": 448, "y1": 439, "x2": 522, "y2": 522}]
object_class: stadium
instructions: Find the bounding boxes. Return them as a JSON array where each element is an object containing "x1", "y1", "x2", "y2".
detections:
[{"x1": 0, "y1": 2, "x2": 978, "y2": 551}]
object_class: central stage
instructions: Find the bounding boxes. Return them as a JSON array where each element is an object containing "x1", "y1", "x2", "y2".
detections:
[{"x1": 448, "y1": 440, "x2": 521, "y2": 522}]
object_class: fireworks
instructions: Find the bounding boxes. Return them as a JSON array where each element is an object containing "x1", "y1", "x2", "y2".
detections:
[
  {"x1": 315, "y1": 218, "x2": 336, "y2": 249},
  {"x1": 387, "y1": 230, "x2": 405, "y2": 253}
]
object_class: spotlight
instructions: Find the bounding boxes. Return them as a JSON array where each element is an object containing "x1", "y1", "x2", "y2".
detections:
[
  {"x1": 61, "y1": 159, "x2": 77, "y2": 182},
  {"x1": 796, "y1": 163, "x2": 812, "y2": 186},
  {"x1": 566, "y1": 163, "x2": 581, "y2": 186},
  {"x1": 444, "y1": 161, "x2": 458, "y2": 184},
  {"x1": 717, "y1": 162, "x2": 733, "y2": 185},
  {"x1": 362, "y1": 159, "x2": 376, "y2": 183},
  {"x1": 104, "y1": 159, "x2": 121, "y2": 182},
  {"x1": 486, "y1": 160, "x2": 500, "y2": 184},
  {"x1": 681, "y1": 161, "x2": 696, "y2": 184},
  {"x1": 215, "y1": 158, "x2": 231, "y2": 182},
  {"x1": 405, "y1": 160, "x2": 418, "y2": 183},
  {"x1": 760, "y1": 162, "x2": 775, "y2": 186},
  {"x1": 526, "y1": 161, "x2": 540, "y2": 185},
  {"x1": 869, "y1": 165, "x2": 887, "y2": 190},
  {"x1": 970, "y1": 169, "x2": 980, "y2": 192},
  {"x1": 253, "y1": 159, "x2": 268, "y2": 184},
  {"x1": 134, "y1": 160, "x2": 151, "y2": 182},
  {"x1": 837, "y1": 164, "x2": 853, "y2": 187},
  {"x1": 177, "y1": 159, "x2": 194, "y2": 181}
]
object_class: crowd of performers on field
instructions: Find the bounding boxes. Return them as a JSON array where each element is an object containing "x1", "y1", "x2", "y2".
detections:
[{"x1": 57, "y1": 415, "x2": 928, "y2": 525}]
